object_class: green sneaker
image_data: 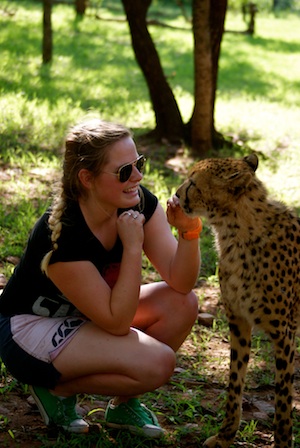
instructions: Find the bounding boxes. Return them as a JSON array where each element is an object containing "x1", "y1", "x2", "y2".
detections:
[
  {"x1": 29, "y1": 385, "x2": 89, "y2": 433},
  {"x1": 105, "y1": 398, "x2": 164, "y2": 438}
]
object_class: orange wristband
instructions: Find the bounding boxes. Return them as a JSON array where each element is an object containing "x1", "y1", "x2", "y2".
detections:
[{"x1": 179, "y1": 218, "x2": 202, "y2": 240}]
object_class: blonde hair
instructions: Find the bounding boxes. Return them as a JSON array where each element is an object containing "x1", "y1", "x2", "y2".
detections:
[{"x1": 41, "y1": 118, "x2": 132, "y2": 275}]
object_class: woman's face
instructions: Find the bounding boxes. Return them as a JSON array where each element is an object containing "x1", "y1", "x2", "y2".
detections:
[{"x1": 89, "y1": 136, "x2": 144, "y2": 210}]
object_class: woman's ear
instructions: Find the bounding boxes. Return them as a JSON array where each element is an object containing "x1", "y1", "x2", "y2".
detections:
[{"x1": 78, "y1": 169, "x2": 93, "y2": 190}]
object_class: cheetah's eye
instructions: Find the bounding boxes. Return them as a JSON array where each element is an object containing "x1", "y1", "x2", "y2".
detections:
[
  {"x1": 190, "y1": 180, "x2": 201, "y2": 195},
  {"x1": 227, "y1": 172, "x2": 240, "y2": 180}
]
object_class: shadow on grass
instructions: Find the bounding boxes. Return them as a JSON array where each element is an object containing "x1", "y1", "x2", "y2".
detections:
[{"x1": 1, "y1": 1, "x2": 300, "y2": 111}]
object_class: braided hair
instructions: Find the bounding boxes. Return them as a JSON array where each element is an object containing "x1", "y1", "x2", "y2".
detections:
[{"x1": 41, "y1": 118, "x2": 132, "y2": 275}]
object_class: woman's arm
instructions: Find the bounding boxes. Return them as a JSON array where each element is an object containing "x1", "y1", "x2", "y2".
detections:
[
  {"x1": 143, "y1": 199, "x2": 201, "y2": 294},
  {"x1": 47, "y1": 211, "x2": 145, "y2": 336}
]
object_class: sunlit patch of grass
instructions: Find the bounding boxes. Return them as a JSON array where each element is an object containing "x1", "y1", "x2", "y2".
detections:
[
  {"x1": 0, "y1": 199, "x2": 49, "y2": 260},
  {"x1": 0, "y1": 148, "x2": 59, "y2": 262},
  {"x1": 215, "y1": 97, "x2": 300, "y2": 207},
  {"x1": 0, "y1": 93, "x2": 81, "y2": 157}
]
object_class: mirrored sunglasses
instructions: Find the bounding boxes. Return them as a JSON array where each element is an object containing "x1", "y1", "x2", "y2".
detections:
[{"x1": 104, "y1": 155, "x2": 146, "y2": 183}]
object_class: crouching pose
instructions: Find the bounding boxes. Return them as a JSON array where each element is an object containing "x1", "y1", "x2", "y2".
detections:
[{"x1": 0, "y1": 118, "x2": 201, "y2": 437}]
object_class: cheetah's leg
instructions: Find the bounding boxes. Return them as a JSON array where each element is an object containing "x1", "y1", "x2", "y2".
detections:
[
  {"x1": 203, "y1": 319, "x2": 252, "y2": 448},
  {"x1": 273, "y1": 332, "x2": 295, "y2": 448}
]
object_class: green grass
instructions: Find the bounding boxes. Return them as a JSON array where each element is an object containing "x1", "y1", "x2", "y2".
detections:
[{"x1": 1, "y1": 1, "x2": 300, "y2": 446}]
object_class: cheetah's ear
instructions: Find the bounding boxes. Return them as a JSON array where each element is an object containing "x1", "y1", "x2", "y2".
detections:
[{"x1": 244, "y1": 153, "x2": 258, "y2": 172}]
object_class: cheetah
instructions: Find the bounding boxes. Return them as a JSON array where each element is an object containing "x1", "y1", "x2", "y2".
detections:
[{"x1": 176, "y1": 153, "x2": 300, "y2": 448}]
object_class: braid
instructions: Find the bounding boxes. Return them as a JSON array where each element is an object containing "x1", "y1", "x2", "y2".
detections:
[{"x1": 41, "y1": 185, "x2": 66, "y2": 276}]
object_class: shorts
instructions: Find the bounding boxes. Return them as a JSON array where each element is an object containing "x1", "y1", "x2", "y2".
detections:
[{"x1": 0, "y1": 314, "x2": 87, "y2": 389}]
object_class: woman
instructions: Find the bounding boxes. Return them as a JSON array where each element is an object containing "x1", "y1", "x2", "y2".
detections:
[{"x1": 0, "y1": 118, "x2": 201, "y2": 438}]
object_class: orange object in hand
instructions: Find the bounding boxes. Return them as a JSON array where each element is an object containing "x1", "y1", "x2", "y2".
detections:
[
  {"x1": 179, "y1": 218, "x2": 202, "y2": 240},
  {"x1": 166, "y1": 198, "x2": 202, "y2": 240}
]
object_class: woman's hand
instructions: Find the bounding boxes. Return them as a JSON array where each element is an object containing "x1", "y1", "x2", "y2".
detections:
[
  {"x1": 117, "y1": 210, "x2": 145, "y2": 251},
  {"x1": 166, "y1": 195, "x2": 200, "y2": 233}
]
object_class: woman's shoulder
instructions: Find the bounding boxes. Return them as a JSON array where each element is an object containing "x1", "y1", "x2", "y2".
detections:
[
  {"x1": 28, "y1": 211, "x2": 51, "y2": 242},
  {"x1": 139, "y1": 185, "x2": 158, "y2": 221}
]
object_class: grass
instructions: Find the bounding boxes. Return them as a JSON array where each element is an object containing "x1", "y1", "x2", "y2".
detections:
[{"x1": 1, "y1": 1, "x2": 300, "y2": 446}]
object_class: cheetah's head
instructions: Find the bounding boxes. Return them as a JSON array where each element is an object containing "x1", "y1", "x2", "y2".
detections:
[{"x1": 176, "y1": 154, "x2": 259, "y2": 219}]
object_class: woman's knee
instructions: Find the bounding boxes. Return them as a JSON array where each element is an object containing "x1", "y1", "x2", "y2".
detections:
[
  {"x1": 172, "y1": 289, "x2": 199, "y2": 327},
  {"x1": 144, "y1": 344, "x2": 176, "y2": 389},
  {"x1": 184, "y1": 290, "x2": 199, "y2": 323}
]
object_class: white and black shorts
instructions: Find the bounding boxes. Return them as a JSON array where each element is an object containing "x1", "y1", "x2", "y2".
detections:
[{"x1": 0, "y1": 314, "x2": 87, "y2": 389}]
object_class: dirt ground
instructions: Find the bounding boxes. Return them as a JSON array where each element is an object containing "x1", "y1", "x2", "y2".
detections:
[{"x1": 0, "y1": 281, "x2": 300, "y2": 447}]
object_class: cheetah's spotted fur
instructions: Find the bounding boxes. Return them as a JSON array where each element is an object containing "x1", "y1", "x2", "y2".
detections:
[{"x1": 176, "y1": 154, "x2": 300, "y2": 448}]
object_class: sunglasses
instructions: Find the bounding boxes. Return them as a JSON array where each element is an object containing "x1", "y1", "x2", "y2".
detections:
[{"x1": 103, "y1": 155, "x2": 146, "y2": 183}]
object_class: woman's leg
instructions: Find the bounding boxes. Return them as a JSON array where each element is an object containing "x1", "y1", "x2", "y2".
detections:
[
  {"x1": 28, "y1": 321, "x2": 173, "y2": 437},
  {"x1": 47, "y1": 322, "x2": 174, "y2": 437},
  {"x1": 133, "y1": 281, "x2": 199, "y2": 351},
  {"x1": 31, "y1": 282, "x2": 198, "y2": 437},
  {"x1": 52, "y1": 322, "x2": 175, "y2": 397},
  {"x1": 52, "y1": 282, "x2": 197, "y2": 395}
]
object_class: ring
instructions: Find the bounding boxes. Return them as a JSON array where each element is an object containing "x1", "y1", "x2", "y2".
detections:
[
  {"x1": 124, "y1": 211, "x2": 132, "y2": 216},
  {"x1": 133, "y1": 214, "x2": 138, "y2": 219}
]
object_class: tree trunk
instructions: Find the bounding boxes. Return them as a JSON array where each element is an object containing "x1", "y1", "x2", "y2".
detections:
[
  {"x1": 188, "y1": 0, "x2": 227, "y2": 155},
  {"x1": 75, "y1": 0, "x2": 87, "y2": 16},
  {"x1": 43, "y1": 0, "x2": 52, "y2": 64},
  {"x1": 121, "y1": 0, "x2": 184, "y2": 143},
  {"x1": 190, "y1": 0, "x2": 213, "y2": 156},
  {"x1": 210, "y1": 0, "x2": 227, "y2": 148}
]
